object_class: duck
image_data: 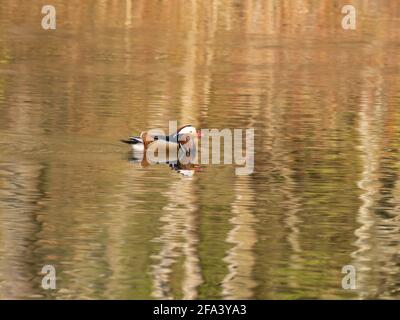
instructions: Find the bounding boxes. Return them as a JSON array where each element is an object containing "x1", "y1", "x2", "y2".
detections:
[
  {"x1": 123, "y1": 125, "x2": 202, "y2": 176},
  {"x1": 121, "y1": 125, "x2": 200, "y2": 153}
]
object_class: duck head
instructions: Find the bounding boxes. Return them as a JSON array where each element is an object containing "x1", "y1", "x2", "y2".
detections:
[{"x1": 174, "y1": 125, "x2": 202, "y2": 139}]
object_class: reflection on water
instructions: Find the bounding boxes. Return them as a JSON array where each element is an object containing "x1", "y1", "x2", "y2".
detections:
[
  {"x1": 222, "y1": 176, "x2": 257, "y2": 299},
  {"x1": 1, "y1": 0, "x2": 400, "y2": 299},
  {"x1": 151, "y1": 176, "x2": 202, "y2": 299},
  {"x1": 352, "y1": 67, "x2": 400, "y2": 299}
]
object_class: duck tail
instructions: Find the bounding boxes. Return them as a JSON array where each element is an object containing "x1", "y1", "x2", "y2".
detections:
[
  {"x1": 120, "y1": 137, "x2": 143, "y2": 144},
  {"x1": 120, "y1": 139, "x2": 133, "y2": 144}
]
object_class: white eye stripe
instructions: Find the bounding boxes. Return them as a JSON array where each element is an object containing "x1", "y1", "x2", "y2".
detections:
[{"x1": 178, "y1": 126, "x2": 197, "y2": 135}]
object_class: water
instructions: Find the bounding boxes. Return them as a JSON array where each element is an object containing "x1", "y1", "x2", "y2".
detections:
[{"x1": 1, "y1": 1, "x2": 400, "y2": 299}]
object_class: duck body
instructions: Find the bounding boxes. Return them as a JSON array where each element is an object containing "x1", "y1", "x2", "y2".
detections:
[{"x1": 121, "y1": 133, "x2": 183, "y2": 154}]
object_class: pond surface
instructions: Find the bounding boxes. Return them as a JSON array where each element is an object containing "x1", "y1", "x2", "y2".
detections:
[{"x1": 0, "y1": 1, "x2": 400, "y2": 299}]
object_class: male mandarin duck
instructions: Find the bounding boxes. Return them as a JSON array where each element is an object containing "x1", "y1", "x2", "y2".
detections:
[{"x1": 122, "y1": 125, "x2": 202, "y2": 172}]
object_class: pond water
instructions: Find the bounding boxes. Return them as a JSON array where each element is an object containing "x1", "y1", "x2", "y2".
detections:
[{"x1": 0, "y1": 1, "x2": 400, "y2": 299}]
